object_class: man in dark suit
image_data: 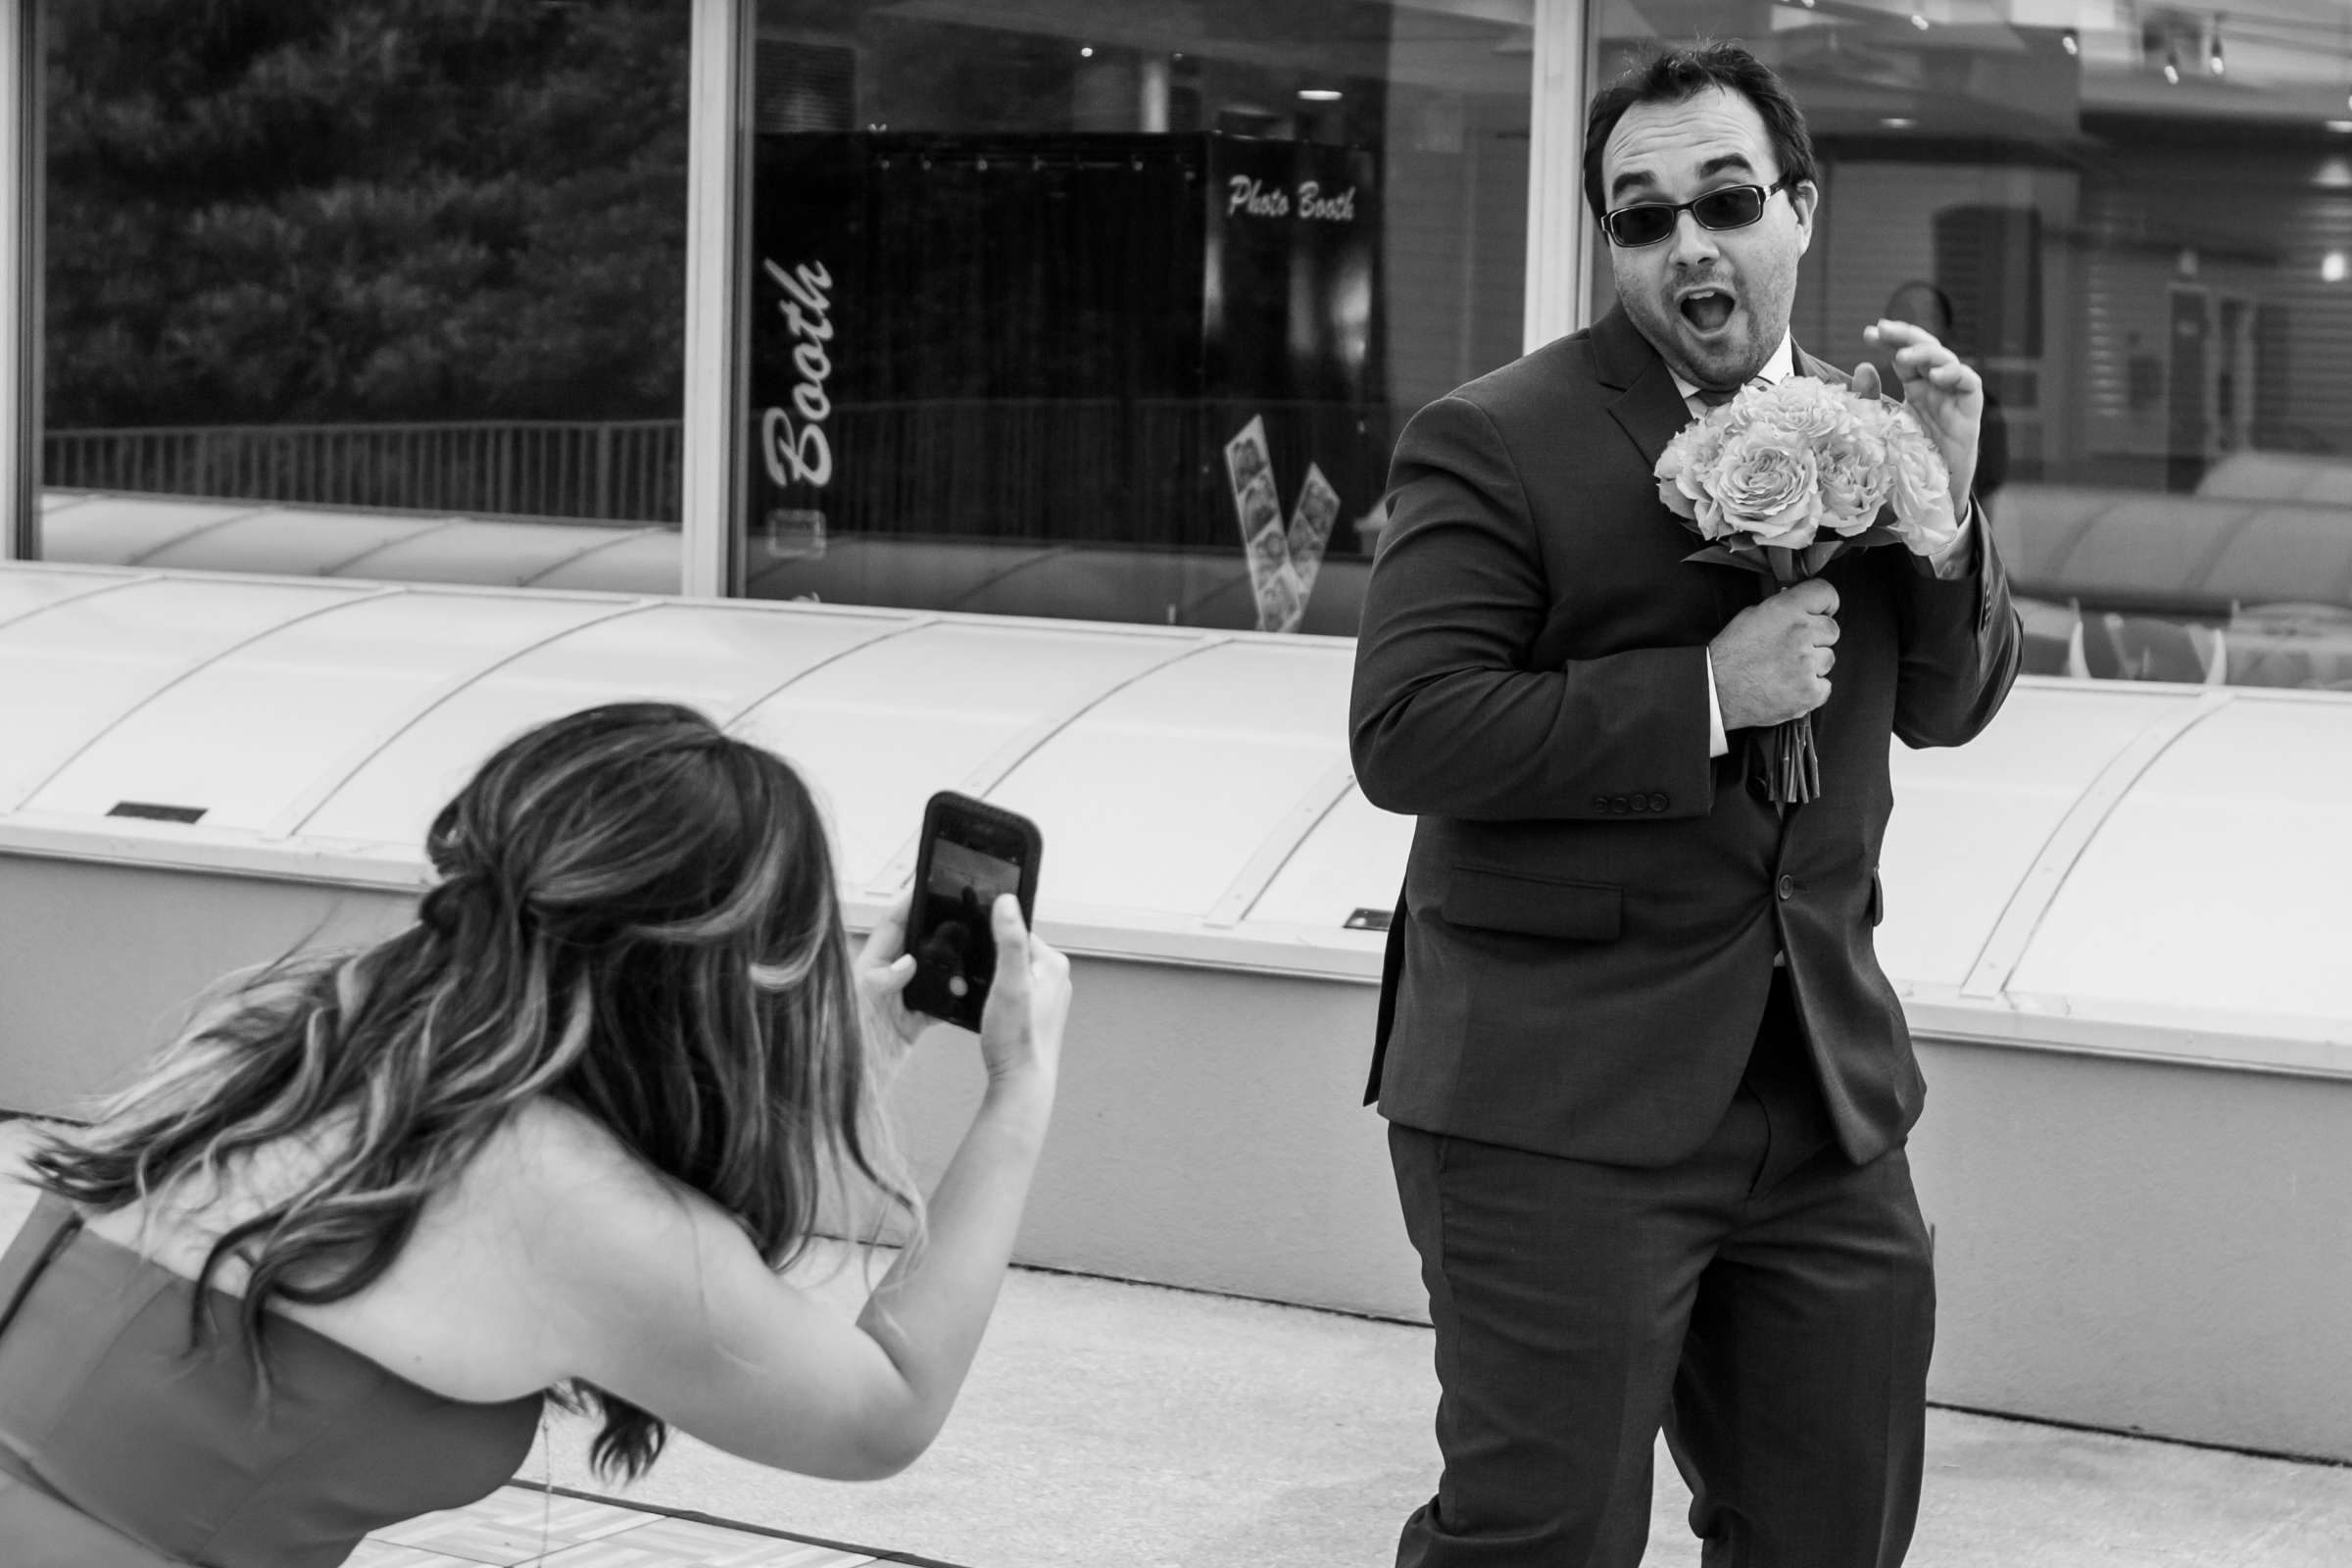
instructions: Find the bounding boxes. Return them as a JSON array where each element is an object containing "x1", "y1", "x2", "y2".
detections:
[{"x1": 1349, "y1": 44, "x2": 2021, "y2": 1568}]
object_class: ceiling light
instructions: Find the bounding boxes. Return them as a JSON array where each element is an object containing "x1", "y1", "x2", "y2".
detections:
[
  {"x1": 1881, "y1": 117, "x2": 1916, "y2": 129},
  {"x1": 2325, "y1": 251, "x2": 2347, "y2": 283},
  {"x1": 1298, "y1": 88, "x2": 1344, "y2": 102},
  {"x1": 1079, "y1": 45, "x2": 1094, "y2": 58},
  {"x1": 2209, "y1": 34, "x2": 2225, "y2": 74},
  {"x1": 2163, "y1": 45, "x2": 2180, "y2": 84},
  {"x1": 2328, "y1": 119, "x2": 2352, "y2": 132},
  {"x1": 1910, "y1": 12, "x2": 1930, "y2": 29},
  {"x1": 2060, "y1": 29, "x2": 2079, "y2": 56}
]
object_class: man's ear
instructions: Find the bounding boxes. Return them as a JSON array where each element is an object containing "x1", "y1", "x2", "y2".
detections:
[{"x1": 1790, "y1": 179, "x2": 1819, "y2": 252}]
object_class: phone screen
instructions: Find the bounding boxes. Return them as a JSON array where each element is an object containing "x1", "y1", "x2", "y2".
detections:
[{"x1": 908, "y1": 806, "x2": 1033, "y2": 1026}]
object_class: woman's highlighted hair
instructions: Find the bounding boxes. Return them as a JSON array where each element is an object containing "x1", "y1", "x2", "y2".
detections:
[{"x1": 32, "y1": 702, "x2": 914, "y2": 1480}]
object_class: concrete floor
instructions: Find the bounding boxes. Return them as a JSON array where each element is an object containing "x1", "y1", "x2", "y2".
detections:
[
  {"x1": 522, "y1": 1244, "x2": 2352, "y2": 1568},
  {"x1": 2, "y1": 1121, "x2": 2345, "y2": 1566}
]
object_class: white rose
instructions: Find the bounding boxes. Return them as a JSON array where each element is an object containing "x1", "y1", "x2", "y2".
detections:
[
  {"x1": 1702, "y1": 430, "x2": 1823, "y2": 550},
  {"x1": 1884, "y1": 420, "x2": 1958, "y2": 555}
]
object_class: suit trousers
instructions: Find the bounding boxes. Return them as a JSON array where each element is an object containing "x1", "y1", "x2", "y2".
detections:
[{"x1": 1388, "y1": 975, "x2": 1936, "y2": 1568}]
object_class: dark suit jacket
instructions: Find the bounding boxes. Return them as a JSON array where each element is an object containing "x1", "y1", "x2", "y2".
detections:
[{"x1": 1349, "y1": 307, "x2": 2022, "y2": 1169}]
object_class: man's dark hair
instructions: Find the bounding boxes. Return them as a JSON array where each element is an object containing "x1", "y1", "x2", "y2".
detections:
[{"x1": 1582, "y1": 43, "x2": 1818, "y2": 225}]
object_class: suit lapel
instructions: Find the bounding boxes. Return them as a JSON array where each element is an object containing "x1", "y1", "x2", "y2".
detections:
[
  {"x1": 1588, "y1": 308, "x2": 1749, "y2": 619},
  {"x1": 1593, "y1": 315, "x2": 1857, "y2": 615},
  {"x1": 1792, "y1": 342, "x2": 1851, "y2": 390},
  {"x1": 1598, "y1": 314, "x2": 1851, "y2": 469},
  {"x1": 1594, "y1": 307, "x2": 1693, "y2": 474}
]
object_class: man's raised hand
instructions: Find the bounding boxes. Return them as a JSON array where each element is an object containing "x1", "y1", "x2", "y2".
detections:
[{"x1": 1861, "y1": 318, "x2": 1981, "y2": 517}]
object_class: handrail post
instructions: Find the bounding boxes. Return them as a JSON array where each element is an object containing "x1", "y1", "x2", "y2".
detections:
[{"x1": 596, "y1": 420, "x2": 612, "y2": 520}]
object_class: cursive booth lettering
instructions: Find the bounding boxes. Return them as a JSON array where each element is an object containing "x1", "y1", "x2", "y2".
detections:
[
  {"x1": 761, "y1": 259, "x2": 835, "y2": 489},
  {"x1": 1226, "y1": 175, "x2": 1359, "y2": 224}
]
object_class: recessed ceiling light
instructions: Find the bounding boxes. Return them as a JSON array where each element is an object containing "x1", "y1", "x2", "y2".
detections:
[
  {"x1": 1298, "y1": 88, "x2": 1344, "y2": 102},
  {"x1": 1881, "y1": 117, "x2": 1916, "y2": 129},
  {"x1": 1079, "y1": 45, "x2": 1094, "y2": 58},
  {"x1": 2329, "y1": 120, "x2": 2352, "y2": 133}
]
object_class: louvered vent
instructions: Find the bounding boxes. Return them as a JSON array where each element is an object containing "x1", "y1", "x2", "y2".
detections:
[{"x1": 757, "y1": 38, "x2": 856, "y2": 133}]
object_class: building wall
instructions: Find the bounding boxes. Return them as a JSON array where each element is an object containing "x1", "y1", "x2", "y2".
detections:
[{"x1": 8, "y1": 852, "x2": 2349, "y2": 1463}]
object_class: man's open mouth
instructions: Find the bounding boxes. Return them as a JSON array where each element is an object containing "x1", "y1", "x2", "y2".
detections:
[{"x1": 1679, "y1": 289, "x2": 1736, "y2": 332}]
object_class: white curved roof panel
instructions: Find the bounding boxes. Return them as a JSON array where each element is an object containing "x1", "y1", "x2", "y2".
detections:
[
  {"x1": 730, "y1": 618, "x2": 1203, "y2": 890},
  {"x1": 5, "y1": 561, "x2": 2352, "y2": 1077},
  {"x1": 139, "y1": 507, "x2": 446, "y2": 578},
  {"x1": 1245, "y1": 783, "x2": 1415, "y2": 933},
  {"x1": 330, "y1": 519, "x2": 656, "y2": 587},
  {"x1": 2199, "y1": 450, "x2": 2352, "y2": 506},
  {"x1": 0, "y1": 575, "x2": 376, "y2": 808},
  {"x1": 38, "y1": 495, "x2": 270, "y2": 565},
  {"x1": 300, "y1": 600, "x2": 911, "y2": 854},
  {"x1": 26, "y1": 589, "x2": 620, "y2": 832},
  {"x1": 0, "y1": 564, "x2": 122, "y2": 627},
  {"x1": 2004, "y1": 692, "x2": 2352, "y2": 1049},
  {"x1": 2200, "y1": 507, "x2": 2352, "y2": 608},
  {"x1": 989, "y1": 639, "x2": 1355, "y2": 921},
  {"x1": 526, "y1": 529, "x2": 679, "y2": 592},
  {"x1": 1875, "y1": 684, "x2": 2194, "y2": 991}
]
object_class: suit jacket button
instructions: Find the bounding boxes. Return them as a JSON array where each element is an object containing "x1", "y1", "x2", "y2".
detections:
[
  {"x1": 1777, "y1": 874, "x2": 1796, "y2": 900},
  {"x1": 1649, "y1": 793, "x2": 1669, "y2": 811},
  {"x1": 1592, "y1": 795, "x2": 1610, "y2": 812},
  {"x1": 1629, "y1": 794, "x2": 1648, "y2": 812},
  {"x1": 1611, "y1": 795, "x2": 1629, "y2": 812}
]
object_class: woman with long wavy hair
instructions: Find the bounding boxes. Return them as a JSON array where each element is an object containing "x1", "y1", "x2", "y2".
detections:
[{"x1": 0, "y1": 701, "x2": 1072, "y2": 1565}]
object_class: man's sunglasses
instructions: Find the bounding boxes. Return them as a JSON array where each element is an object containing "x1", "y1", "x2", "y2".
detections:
[{"x1": 1600, "y1": 177, "x2": 1795, "y2": 248}]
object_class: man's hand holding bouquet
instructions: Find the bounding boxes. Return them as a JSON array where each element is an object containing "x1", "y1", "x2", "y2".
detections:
[{"x1": 1654, "y1": 322, "x2": 1974, "y2": 805}]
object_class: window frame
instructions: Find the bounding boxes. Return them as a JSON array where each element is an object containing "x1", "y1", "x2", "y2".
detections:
[
  {"x1": 1527, "y1": 0, "x2": 1597, "y2": 353},
  {"x1": 0, "y1": 0, "x2": 38, "y2": 564}
]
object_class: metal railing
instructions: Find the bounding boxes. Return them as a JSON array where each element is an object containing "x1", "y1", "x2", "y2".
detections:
[
  {"x1": 808, "y1": 397, "x2": 1391, "y2": 551},
  {"x1": 43, "y1": 419, "x2": 685, "y2": 524},
  {"x1": 40, "y1": 401, "x2": 1395, "y2": 547}
]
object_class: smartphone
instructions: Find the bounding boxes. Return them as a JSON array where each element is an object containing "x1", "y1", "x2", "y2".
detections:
[{"x1": 902, "y1": 791, "x2": 1044, "y2": 1030}]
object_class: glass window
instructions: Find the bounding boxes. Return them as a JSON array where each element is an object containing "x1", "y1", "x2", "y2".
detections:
[
  {"x1": 1588, "y1": 11, "x2": 2352, "y2": 691},
  {"x1": 38, "y1": 1, "x2": 690, "y2": 592},
  {"x1": 743, "y1": 0, "x2": 1532, "y2": 632}
]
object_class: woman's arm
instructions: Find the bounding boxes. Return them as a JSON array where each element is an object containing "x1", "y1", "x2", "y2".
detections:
[{"x1": 504, "y1": 894, "x2": 1069, "y2": 1480}]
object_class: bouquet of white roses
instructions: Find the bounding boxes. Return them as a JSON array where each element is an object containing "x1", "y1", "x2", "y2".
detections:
[{"x1": 1654, "y1": 376, "x2": 1960, "y2": 805}]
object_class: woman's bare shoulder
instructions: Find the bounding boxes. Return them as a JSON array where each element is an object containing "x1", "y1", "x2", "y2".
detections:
[
  {"x1": 468, "y1": 1098, "x2": 665, "y2": 1219},
  {"x1": 458, "y1": 1098, "x2": 744, "y2": 1287}
]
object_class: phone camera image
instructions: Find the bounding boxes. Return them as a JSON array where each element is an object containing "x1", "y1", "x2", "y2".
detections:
[
  {"x1": 913, "y1": 832, "x2": 1023, "y2": 1016},
  {"x1": 905, "y1": 793, "x2": 1043, "y2": 1029}
]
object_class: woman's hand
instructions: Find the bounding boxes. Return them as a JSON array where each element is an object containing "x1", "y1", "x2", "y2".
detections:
[
  {"x1": 855, "y1": 894, "x2": 931, "y2": 1062},
  {"x1": 976, "y1": 894, "x2": 1070, "y2": 1090}
]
